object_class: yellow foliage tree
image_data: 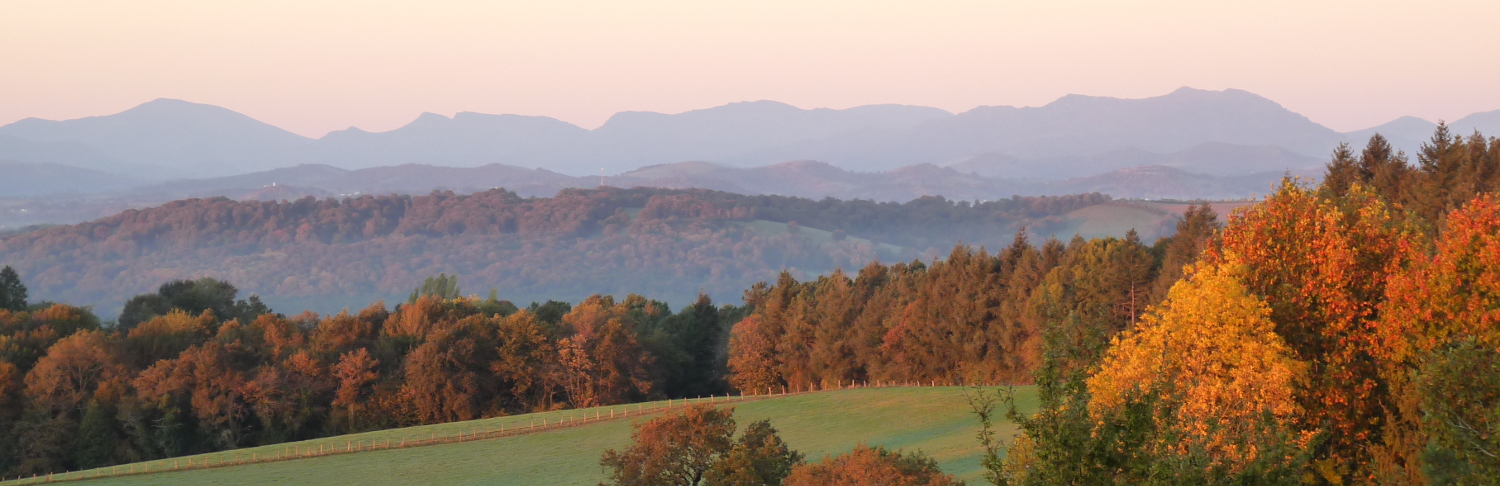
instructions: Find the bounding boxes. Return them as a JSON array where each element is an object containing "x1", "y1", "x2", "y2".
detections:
[{"x1": 1087, "y1": 262, "x2": 1312, "y2": 474}]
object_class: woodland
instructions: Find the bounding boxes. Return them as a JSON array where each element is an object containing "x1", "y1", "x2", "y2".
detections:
[
  {"x1": 0, "y1": 124, "x2": 1496, "y2": 484},
  {"x1": 0, "y1": 186, "x2": 1109, "y2": 311}
]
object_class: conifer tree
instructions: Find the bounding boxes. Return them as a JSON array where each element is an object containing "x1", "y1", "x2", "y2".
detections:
[
  {"x1": 1148, "y1": 204, "x2": 1221, "y2": 303},
  {"x1": 1321, "y1": 143, "x2": 1362, "y2": 199},
  {"x1": 1416, "y1": 123, "x2": 1468, "y2": 223},
  {"x1": 72, "y1": 400, "x2": 118, "y2": 469},
  {"x1": 0, "y1": 266, "x2": 26, "y2": 312},
  {"x1": 1360, "y1": 133, "x2": 1414, "y2": 205}
]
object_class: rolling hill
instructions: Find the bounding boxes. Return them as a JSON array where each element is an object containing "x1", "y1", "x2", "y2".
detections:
[
  {"x1": 0, "y1": 187, "x2": 1126, "y2": 316},
  {"x1": 7, "y1": 386, "x2": 1035, "y2": 486},
  {"x1": 0, "y1": 160, "x2": 141, "y2": 197}
]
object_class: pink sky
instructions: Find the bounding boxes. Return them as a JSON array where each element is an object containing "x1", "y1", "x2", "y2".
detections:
[{"x1": 3, "y1": 1, "x2": 1498, "y2": 138}]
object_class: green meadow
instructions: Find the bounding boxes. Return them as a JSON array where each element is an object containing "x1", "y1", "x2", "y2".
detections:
[{"x1": 30, "y1": 386, "x2": 1036, "y2": 486}]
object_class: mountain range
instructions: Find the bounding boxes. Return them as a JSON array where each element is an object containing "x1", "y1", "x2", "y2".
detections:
[
  {"x1": 5, "y1": 87, "x2": 1493, "y2": 182},
  {"x1": 1, "y1": 87, "x2": 1495, "y2": 231}
]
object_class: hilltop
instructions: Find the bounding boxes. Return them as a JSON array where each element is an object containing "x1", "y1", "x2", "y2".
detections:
[{"x1": 0, "y1": 187, "x2": 1145, "y2": 314}]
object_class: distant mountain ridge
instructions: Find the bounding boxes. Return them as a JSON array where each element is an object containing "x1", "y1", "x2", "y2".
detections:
[
  {"x1": 1343, "y1": 111, "x2": 1500, "y2": 157},
  {"x1": 0, "y1": 99, "x2": 311, "y2": 177},
  {"x1": 743, "y1": 87, "x2": 1343, "y2": 171},
  {"x1": 5, "y1": 88, "x2": 1484, "y2": 181}
]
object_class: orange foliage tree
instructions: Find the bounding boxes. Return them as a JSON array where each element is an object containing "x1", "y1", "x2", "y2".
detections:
[
  {"x1": 1372, "y1": 194, "x2": 1500, "y2": 482},
  {"x1": 1086, "y1": 262, "x2": 1312, "y2": 476},
  {"x1": 784, "y1": 444, "x2": 960, "y2": 486},
  {"x1": 1209, "y1": 180, "x2": 1413, "y2": 479}
]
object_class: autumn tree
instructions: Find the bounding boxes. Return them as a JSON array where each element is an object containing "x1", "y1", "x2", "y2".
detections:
[
  {"x1": 554, "y1": 296, "x2": 655, "y2": 407},
  {"x1": 1085, "y1": 263, "x2": 1311, "y2": 482},
  {"x1": 489, "y1": 312, "x2": 555, "y2": 411},
  {"x1": 119, "y1": 278, "x2": 270, "y2": 331},
  {"x1": 398, "y1": 314, "x2": 505, "y2": 423},
  {"x1": 727, "y1": 315, "x2": 782, "y2": 394},
  {"x1": 122, "y1": 310, "x2": 215, "y2": 369},
  {"x1": 18, "y1": 330, "x2": 126, "y2": 473},
  {"x1": 883, "y1": 246, "x2": 1004, "y2": 383},
  {"x1": 331, "y1": 348, "x2": 379, "y2": 431},
  {"x1": 24, "y1": 330, "x2": 125, "y2": 417},
  {"x1": 1211, "y1": 179, "x2": 1413, "y2": 480},
  {"x1": 133, "y1": 341, "x2": 252, "y2": 450},
  {"x1": 600, "y1": 405, "x2": 738, "y2": 486},
  {"x1": 310, "y1": 306, "x2": 380, "y2": 358},
  {"x1": 784, "y1": 444, "x2": 960, "y2": 486},
  {"x1": 704, "y1": 419, "x2": 804, "y2": 486},
  {"x1": 1373, "y1": 194, "x2": 1500, "y2": 482}
]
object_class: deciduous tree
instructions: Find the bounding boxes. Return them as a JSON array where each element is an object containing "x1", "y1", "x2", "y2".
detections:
[{"x1": 784, "y1": 444, "x2": 960, "y2": 486}]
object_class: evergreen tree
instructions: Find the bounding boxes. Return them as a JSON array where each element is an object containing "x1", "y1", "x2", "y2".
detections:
[
  {"x1": 72, "y1": 400, "x2": 118, "y2": 469},
  {"x1": 1148, "y1": 204, "x2": 1221, "y2": 303},
  {"x1": 663, "y1": 294, "x2": 725, "y2": 397},
  {"x1": 0, "y1": 266, "x2": 26, "y2": 312},
  {"x1": 1360, "y1": 133, "x2": 1413, "y2": 205},
  {"x1": 1321, "y1": 143, "x2": 1361, "y2": 199},
  {"x1": 1416, "y1": 123, "x2": 1468, "y2": 223}
]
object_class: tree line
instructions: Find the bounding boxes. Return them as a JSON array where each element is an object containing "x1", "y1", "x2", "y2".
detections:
[
  {"x1": 718, "y1": 123, "x2": 1500, "y2": 485},
  {"x1": 968, "y1": 124, "x2": 1500, "y2": 485},
  {"x1": 0, "y1": 273, "x2": 744, "y2": 477},
  {"x1": 0, "y1": 186, "x2": 1107, "y2": 312},
  {"x1": 725, "y1": 210, "x2": 1218, "y2": 393}
]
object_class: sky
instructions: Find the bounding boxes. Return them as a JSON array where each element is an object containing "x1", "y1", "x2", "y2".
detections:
[{"x1": 3, "y1": 0, "x2": 1499, "y2": 138}]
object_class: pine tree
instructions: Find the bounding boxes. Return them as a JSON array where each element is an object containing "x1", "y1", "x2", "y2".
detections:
[
  {"x1": 1148, "y1": 204, "x2": 1221, "y2": 304},
  {"x1": 1321, "y1": 143, "x2": 1361, "y2": 199},
  {"x1": 1416, "y1": 123, "x2": 1468, "y2": 223},
  {"x1": 0, "y1": 266, "x2": 27, "y2": 312},
  {"x1": 72, "y1": 400, "x2": 118, "y2": 469},
  {"x1": 1360, "y1": 133, "x2": 1414, "y2": 207}
]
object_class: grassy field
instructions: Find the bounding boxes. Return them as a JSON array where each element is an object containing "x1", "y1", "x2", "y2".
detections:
[{"x1": 40, "y1": 386, "x2": 1036, "y2": 486}]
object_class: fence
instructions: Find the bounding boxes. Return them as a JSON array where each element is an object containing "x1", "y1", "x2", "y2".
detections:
[{"x1": 0, "y1": 380, "x2": 1001, "y2": 484}]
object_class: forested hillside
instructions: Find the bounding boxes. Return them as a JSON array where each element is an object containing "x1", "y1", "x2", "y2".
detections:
[
  {"x1": 0, "y1": 188, "x2": 1108, "y2": 313},
  {"x1": 0, "y1": 125, "x2": 1495, "y2": 482},
  {"x1": 726, "y1": 124, "x2": 1500, "y2": 484}
]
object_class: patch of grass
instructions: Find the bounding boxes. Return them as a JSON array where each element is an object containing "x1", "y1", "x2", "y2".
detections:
[
  {"x1": 733, "y1": 219, "x2": 905, "y2": 254},
  {"x1": 1049, "y1": 202, "x2": 1175, "y2": 240},
  {"x1": 53, "y1": 386, "x2": 1036, "y2": 486}
]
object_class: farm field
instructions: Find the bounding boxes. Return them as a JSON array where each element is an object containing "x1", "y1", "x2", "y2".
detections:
[{"x1": 33, "y1": 386, "x2": 1036, "y2": 486}]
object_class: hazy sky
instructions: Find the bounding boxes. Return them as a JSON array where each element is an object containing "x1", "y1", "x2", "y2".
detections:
[{"x1": 4, "y1": 1, "x2": 1498, "y2": 138}]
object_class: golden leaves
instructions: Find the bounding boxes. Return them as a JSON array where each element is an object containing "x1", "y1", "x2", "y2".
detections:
[{"x1": 1087, "y1": 263, "x2": 1310, "y2": 470}]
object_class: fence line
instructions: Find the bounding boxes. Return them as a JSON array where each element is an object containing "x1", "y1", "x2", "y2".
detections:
[{"x1": 0, "y1": 381, "x2": 1003, "y2": 485}]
